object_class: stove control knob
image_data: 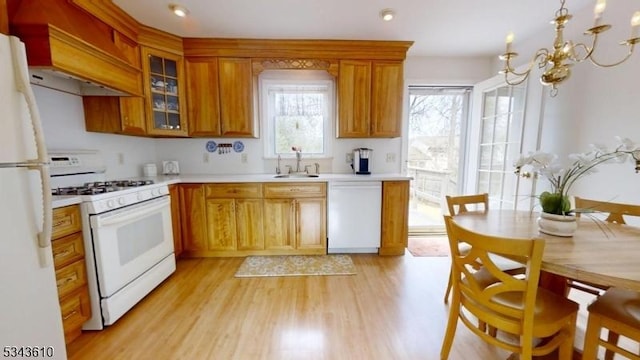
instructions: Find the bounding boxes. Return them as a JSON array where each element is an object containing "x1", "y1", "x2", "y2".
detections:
[
  {"x1": 107, "y1": 200, "x2": 115, "y2": 208},
  {"x1": 118, "y1": 197, "x2": 126, "y2": 206}
]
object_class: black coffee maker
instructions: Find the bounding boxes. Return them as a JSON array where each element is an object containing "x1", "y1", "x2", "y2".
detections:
[{"x1": 352, "y1": 148, "x2": 372, "y2": 174}]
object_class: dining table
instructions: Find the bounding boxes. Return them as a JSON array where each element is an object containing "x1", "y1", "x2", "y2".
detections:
[{"x1": 451, "y1": 209, "x2": 640, "y2": 293}]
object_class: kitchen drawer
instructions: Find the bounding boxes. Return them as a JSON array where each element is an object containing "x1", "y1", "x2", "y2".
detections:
[
  {"x1": 52, "y1": 232, "x2": 84, "y2": 269},
  {"x1": 263, "y1": 182, "x2": 326, "y2": 198},
  {"x1": 205, "y1": 183, "x2": 263, "y2": 198},
  {"x1": 55, "y1": 259, "x2": 87, "y2": 299},
  {"x1": 52, "y1": 205, "x2": 82, "y2": 240},
  {"x1": 60, "y1": 286, "x2": 91, "y2": 344}
]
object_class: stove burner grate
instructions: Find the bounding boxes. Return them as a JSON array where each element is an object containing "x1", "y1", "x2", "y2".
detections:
[{"x1": 52, "y1": 179, "x2": 155, "y2": 196}]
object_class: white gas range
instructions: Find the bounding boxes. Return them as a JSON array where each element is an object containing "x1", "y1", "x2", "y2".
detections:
[{"x1": 50, "y1": 150, "x2": 176, "y2": 330}]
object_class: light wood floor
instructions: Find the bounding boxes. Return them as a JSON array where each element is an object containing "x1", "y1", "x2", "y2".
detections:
[{"x1": 67, "y1": 253, "x2": 600, "y2": 360}]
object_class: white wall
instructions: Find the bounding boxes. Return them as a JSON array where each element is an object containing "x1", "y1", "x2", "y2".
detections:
[
  {"x1": 404, "y1": 56, "x2": 493, "y2": 85},
  {"x1": 34, "y1": 86, "x2": 158, "y2": 179},
  {"x1": 530, "y1": 3, "x2": 640, "y2": 205}
]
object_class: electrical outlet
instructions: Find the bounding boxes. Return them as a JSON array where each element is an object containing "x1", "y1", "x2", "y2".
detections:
[
  {"x1": 117, "y1": 153, "x2": 124, "y2": 165},
  {"x1": 386, "y1": 153, "x2": 396, "y2": 163},
  {"x1": 203, "y1": 153, "x2": 209, "y2": 163},
  {"x1": 241, "y1": 153, "x2": 248, "y2": 164},
  {"x1": 346, "y1": 152, "x2": 353, "y2": 163}
]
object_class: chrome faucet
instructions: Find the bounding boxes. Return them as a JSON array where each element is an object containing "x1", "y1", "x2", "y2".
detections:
[{"x1": 292, "y1": 146, "x2": 302, "y2": 173}]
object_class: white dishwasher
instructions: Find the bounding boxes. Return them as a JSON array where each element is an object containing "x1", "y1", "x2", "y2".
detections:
[{"x1": 328, "y1": 181, "x2": 382, "y2": 253}]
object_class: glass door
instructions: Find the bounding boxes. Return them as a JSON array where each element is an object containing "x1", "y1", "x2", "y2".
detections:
[
  {"x1": 465, "y1": 73, "x2": 543, "y2": 211},
  {"x1": 406, "y1": 86, "x2": 471, "y2": 234}
]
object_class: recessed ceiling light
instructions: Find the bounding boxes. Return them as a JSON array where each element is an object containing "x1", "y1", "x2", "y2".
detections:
[
  {"x1": 169, "y1": 4, "x2": 189, "y2": 17},
  {"x1": 380, "y1": 9, "x2": 395, "y2": 22}
]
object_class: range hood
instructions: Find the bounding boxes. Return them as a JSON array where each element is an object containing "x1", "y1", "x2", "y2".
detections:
[
  {"x1": 29, "y1": 69, "x2": 131, "y2": 96},
  {"x1": 8, "y1": 0, "x2": 143, "y2": 96}
]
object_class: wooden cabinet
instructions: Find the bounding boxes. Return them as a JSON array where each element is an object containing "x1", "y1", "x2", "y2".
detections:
[
  {"x1": 379, "y1": 181, "x2": 409, "y2": 255},
  {"x1": 179, "y1": 182, "x2": 326, "y2": 256},
  {"x1": 168, "y1": 184, "x2": 183, "y2": 257},
  {"x1": 338, "y1": 60, "x2": 403, "y2": 138},
  {"x1": 185, "y1": 57, "x2": 221, "y2": 136},
  {"x1": 83, "y1": 32, "x2": 147, "y2": 136},
  {"x1": 141, "y1": 46, "x2": 188, "y2": 136},
  {"x1": 83, "y1": 96, "x2": 146, "y2": 135},
  {"x1": 204, "y1": 183, "x2": 264, "y2": 254},
  {"x1": 186, "y1": 57, "x2": 256, "y2": 137},
  {"x1": 218, "y1": 58, "x2": 254, "y2": 137},
  {"x1": 52, "y1": 205, "x2": 91, "y2": 344},
  {"x1": 8, "y1": 0, "x2": 144, "y2": 96},
  {"x1": 180, "y1": 183, "x2": 264, "y2": 256},
  {"x1": 370, "y1": 62, "x2": 404, "y2": 137},
  {"x1": 263, "y1": 182, "x2": 326, "y2": 254},
  {"x1": 179, "y1": 184, "x2": 208, "y2": 256}
]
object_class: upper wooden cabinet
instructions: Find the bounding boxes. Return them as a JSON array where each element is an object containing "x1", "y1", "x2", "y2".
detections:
[
  {"x1": 218, "y1": 58, "x2": 255, "y2": 137},
  {"x1": 185, "y1": 58, "x2": 221, "y2": 136},
  {"x1": 185, "y1": 57, "x2": 256, "y2": 137},
  {"x1": 338, "y1": 60, "x2": 371, "y2": 137},
  {"x1": 83, "y1": 96, "x2": 146, "y2": 136},
  {"x1": 338, "y1": 60, "x2": 404, "y2": 138},
  {"x1": 141, "y1": 46, "x2": 188, "y2": 136}
]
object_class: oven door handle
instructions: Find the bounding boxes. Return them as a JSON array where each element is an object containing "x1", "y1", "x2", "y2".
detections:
[{"x1": 92, "y1": 197, "x2": 170, "y2": 228}]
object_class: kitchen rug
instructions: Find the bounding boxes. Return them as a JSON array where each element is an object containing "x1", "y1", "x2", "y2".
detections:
[
  {"x1": 407, "y1": 236, "x2": 450, "y2": 257},
  {"x1": 234, "y1": 255, "x2": 356, "y2": 278}
]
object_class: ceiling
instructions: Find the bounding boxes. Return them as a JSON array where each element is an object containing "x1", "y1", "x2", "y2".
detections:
[{"x1": 113, "y1": 0, "x2": 594, "y2": 58}]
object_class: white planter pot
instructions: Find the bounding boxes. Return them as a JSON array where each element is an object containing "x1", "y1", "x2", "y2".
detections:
[{"x1": 537, "y1": 212, "x2": 578, "y2": 237}]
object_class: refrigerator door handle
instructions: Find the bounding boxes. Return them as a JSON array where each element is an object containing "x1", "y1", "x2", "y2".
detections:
[
  {"x1": 9, "y1": 37, "x2": 53, "y2": 253},
  {"x1": 33, "y1": 164, "x2": 52, "y2": 250}
]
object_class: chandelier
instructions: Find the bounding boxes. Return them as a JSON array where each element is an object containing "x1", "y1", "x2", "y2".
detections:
[{"x1": 499, "y1": 0, "x2": 640, "y2": 96}]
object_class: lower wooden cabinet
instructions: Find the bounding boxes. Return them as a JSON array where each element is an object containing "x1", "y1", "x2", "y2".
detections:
[
  {"x1": 177, "y1": 180, "x2": 407, "y2": 257},
  {"x1": 263, "y1": 197, "x2": 326, "y2": 252},
  {"x1": 168, "y1": 184, "x2": 183, "y2": 257},
  {"x1": 379, "y1": 181, "x2": 409, "y2": 255},
  {"x1": 179, "y1": 184, "x2": 208, "y2": 256},
  {"x1": 263, "y1": 183, "x2": 326, "y2": 254},
  {"x1": 205, "y1": 198, "x2": 265, "y2": 252},
  {"x1": 52, "y1": 205, "x2": 91, "y2": 344},
  {"x1": 179, "y1": 182, "x2": 326, "y2": 256}
]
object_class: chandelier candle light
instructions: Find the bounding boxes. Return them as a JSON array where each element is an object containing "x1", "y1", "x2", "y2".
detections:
[{"x1": 500, "y1": 0, "x2": 640, "y2": 96}]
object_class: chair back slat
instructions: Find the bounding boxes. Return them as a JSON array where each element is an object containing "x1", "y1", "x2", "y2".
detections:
[
  {"x1": 446, "y1": 193, "x2": 489, "y2": 216},
  {"x1": 574, "y1": 197, "x2": 640, "y2": 225}
]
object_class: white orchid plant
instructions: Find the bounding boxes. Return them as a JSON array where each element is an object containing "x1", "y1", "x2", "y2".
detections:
[{"x1": 514, "y1": 137, "x2": 640, "y2": 215}]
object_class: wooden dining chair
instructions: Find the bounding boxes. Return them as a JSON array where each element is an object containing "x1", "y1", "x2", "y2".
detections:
[
  {"x1": 568, "y1": 197, "x2": 640, "y2": 296},
  {"x1": 440, "y1": 216, "x2": 579, "y2": 360},
  {"x1": 574, "y1": 196, "x2": 640, "y2": 225},
  {"x1": 445, "y1": 193, "x2": 489, "y2": 216},
  {"x1": 582, "y1": 287, "x2": 640, "y2": 360},
  {"x1": 443, "y1": 193, "x2": 524, "y2": 303}
]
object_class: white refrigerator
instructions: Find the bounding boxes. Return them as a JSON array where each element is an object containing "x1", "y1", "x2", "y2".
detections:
[{"x1": 0, "y1": 34, "x2": 67, "y2": 358}]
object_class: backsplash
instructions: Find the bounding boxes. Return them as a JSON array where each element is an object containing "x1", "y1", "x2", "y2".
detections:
[
  {"x1": 34, "y1": 85, "x2": 404, "y2": 178},
  {"x1": 34, "y1": 86, "x2": 157, "y2": 180}
]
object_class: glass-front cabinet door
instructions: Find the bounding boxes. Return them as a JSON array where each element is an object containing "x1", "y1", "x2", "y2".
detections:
[{"x1": 141, "y1": 47, "x2": 188, "y2": 136}]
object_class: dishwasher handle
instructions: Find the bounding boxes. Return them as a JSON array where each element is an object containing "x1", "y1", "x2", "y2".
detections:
[{"x1": 330, "y1": 181, "x2": 382, "y2": 189}]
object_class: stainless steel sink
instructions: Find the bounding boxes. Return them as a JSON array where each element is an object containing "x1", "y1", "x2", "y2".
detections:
[{"x1": 273, "y1": 173, "x2": 319, "y2": 178}]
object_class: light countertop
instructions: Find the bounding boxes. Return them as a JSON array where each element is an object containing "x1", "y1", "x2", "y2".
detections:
[
  {"x1": 52, "y1": 195, "x2": 83, "y2": 209},
  {"x1": 52, "y1": 173, "x2": 411, "y2": 208},
  {"x1": 170, "y1": 173, "x2": 411, "y2": 183}
]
